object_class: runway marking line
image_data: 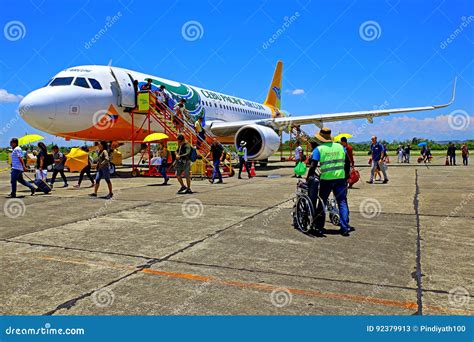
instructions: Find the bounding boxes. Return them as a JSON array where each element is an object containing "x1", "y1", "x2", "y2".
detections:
[{"x1": 36, "y1": 255, "x2": 473, "y2": 315}]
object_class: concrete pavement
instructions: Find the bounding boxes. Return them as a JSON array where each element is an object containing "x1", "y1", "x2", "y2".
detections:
[{"x1": 0, "y1": 156, "x2": 472, "y2": 315}]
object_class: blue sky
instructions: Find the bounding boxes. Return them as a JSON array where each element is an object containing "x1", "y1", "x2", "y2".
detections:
[{"x1": 0, "y1": 0, "x2": 473, "y2": 145}]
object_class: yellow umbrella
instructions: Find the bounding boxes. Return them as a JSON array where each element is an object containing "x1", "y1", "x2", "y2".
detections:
[
  {"x1": 143, "y1": 133, "x2": 169, "y2": 143},
  {"x1": 333, "y1": 133, "x2": 353, "y2": 142},
  {"x1": 65, "y1": 148, "x2": 89, "y2": 172},
  {"x1": 18, "y1": 134, "x2": 44, "y2": 146}
]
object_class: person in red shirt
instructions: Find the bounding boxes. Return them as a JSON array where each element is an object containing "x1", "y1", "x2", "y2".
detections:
[{"x1": 340, "y1": 137, "x2": 354, "y2": 168}]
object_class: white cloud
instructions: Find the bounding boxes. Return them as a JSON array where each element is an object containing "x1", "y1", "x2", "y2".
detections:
[
  {"x1": 0, "y1": 89, "x2": 24, "y2": 103},
  {"x1": 291, "y1": 89, "x2": 305, "y2": 95}
]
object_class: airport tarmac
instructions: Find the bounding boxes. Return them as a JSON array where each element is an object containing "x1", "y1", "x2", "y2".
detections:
[{"x1": 0, "y1": 156, "x2": 472, "y2": 316}]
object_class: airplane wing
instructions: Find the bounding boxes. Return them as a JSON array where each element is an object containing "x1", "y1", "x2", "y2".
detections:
[{"x1": 209, "y1": 78, "x2": 456, "y2": 136}]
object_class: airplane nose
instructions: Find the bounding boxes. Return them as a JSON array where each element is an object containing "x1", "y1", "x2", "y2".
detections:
[{"x1": 19, "y1": 89, "x2": 57, "y2": 132}]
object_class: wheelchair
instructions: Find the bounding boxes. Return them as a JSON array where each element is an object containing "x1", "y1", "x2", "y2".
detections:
[{"x1": 292, "y1": 177, "x2": 326, "y2": 233}]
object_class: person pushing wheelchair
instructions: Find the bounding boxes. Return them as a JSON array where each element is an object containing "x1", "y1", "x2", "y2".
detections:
[{"x1": 306, "y1": 127, "x2": 353, "y2": 236}]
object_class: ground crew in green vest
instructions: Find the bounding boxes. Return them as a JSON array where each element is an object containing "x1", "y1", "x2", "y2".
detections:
[
  {"x1": 306, "y1": 127, "x2": 352, "y2": 236},
  {"x1": 237, "y1": 141, "x2": 252, "y2": 179}
]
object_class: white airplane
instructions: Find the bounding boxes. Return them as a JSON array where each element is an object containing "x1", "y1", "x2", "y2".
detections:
[{"x1": 19, "y1": 61, "x2": 456, "y2": 161}]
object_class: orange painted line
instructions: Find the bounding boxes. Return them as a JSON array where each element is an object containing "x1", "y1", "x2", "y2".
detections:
[
  {"x1": 142, "y1": 268, "x2": 211, "y2": 282},
  {"x1": 35, "y1": 254, "x2": 473, "y2": 315}
]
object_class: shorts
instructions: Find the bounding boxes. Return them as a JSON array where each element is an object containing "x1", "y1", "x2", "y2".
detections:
[
  {"x1": 175, "y1": 160, "x2": 191, "y2": 178},
  {"x1": 95, "y1": 167, "x2": 111, "y2": 183}
]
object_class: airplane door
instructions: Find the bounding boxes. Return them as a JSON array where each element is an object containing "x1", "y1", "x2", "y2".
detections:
[{"x1": 110, "y1": 67, "x2": 136, "y2": 108}]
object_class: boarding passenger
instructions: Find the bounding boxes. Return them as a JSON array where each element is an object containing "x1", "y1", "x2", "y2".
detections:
[
  {"x1": 367, "y1": 136, "x2": 388, "y2": 184},
  {"x1": 159, "y1": 146, "x2": 170, "y2": 185},
  {"x1": 306, "y1": 128, "x2": 352, "y2": 236},
  {"x1": 237, "y1": 141, "x2": 252, "y2": 179},
  {"x1": 175, "y1": 134, "x2": 193, "y2": 194},
  {"x1": 50, "y1": 145, "x2": 68, "y2": 188},
  {"x1": 36, "y1": 142, "x2": 48, "y2": 173},
  {"x1": 173, "y1": 102, "x2": 186, "y2": 131},
  {"x1": 89, "y1": 141, "x2": 113, "y2": 199},
  {"x1": 74, "y1": 147, "x2": 95, "y2": 188},
  {"x1": 208, "y1": 139, "x2": 223, "y2": 184},
  {"x1": 397, "y1": 145, "x2": 404, "y2": 163},
  {"x1": 141, "y1": 78, "x2": 153, "y2": 91},
  {"x1": 340, "y1": 137, "x2": 354, "y2": 168},
  {"x1": 195, "y1": 117, "x2": 205, "y2": 149},
  {"x1": 292, "y1": 141, "x2": 303, "y2": 178},
  {"x1": 156, "y1": 85, "x2": 169, "y2": 106},
  {"x1": 404, "y1": 144, "x2": 411, "y2": 163},
  {"x1": 447, "y1": 142, "x2": 456, "y2": 165},
  {"x1": 8, "y1": 138, "x2": 36, "y2": 198},
  {"x1": 461, "y1": 144, "x2": 469, "y2": 166}
]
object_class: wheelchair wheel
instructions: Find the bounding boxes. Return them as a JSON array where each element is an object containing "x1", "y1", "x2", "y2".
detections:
[
  {"x1": 313, "y1": 197, "x2": 326, "y2": 230},
  {"x1": 293, "y1": 194, "x2": 315, "y2": 233},
  {"x1": 329, "y1": 213, "x2": 340, "y2": 226}
]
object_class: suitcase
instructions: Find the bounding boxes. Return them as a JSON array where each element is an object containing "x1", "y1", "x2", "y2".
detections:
[
  {"x1": 32, "y1": 170, "x2": 52, "y2": 194},
  {"x1": 348, "y1": 168, "x2": 360, "y2": 188},
  {"x1": 34, "y1": 178, "x2": 52, "y2": 193}
]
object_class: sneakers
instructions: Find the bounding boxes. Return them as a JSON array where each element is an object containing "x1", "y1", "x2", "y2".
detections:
[
  {"x1": 30, "y1": 188, "x2": 36, "y2": 196},
  {"x1": 8, "y1": 193, "x2": 16, "y2": 198},
  {"x1": 63, "y1": 183, "x2": 69, "y2": 188},
  {"x1": 366, "y1": 180, "x2": 373, "y2": 184},
  {"x1": 382, "y1": 179, "x2": 389, "y2": 184},
  {"x1": 105, "y1": 193, "x2": 114, "y2": 199},
  {"x1": 89, "y1": 193, "x2": 97, "y2": 197},
  {"x1": 216, "y1": 180, "x2": 223, "y2": 184},
  {"x1": 185, "y1": 188, "x2": 193, "y2": 194},
  {"x1": 177, "y1": 186, "x2": 187, "y2": 194}
]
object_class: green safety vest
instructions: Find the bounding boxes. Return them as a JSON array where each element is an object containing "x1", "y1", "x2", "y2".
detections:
[
  {"x1": 317, "y1": 142, "x2": 346, "y2": 180},
  {"x1": 237, "y1": 147, "x2": 246, "y2": 156}
]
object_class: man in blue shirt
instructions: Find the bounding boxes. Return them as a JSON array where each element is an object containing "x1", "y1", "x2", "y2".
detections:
[
  {"x1": 9, "y1": 138, "x2": 36, "y2": 198},
  {"x1": 367, "y1": 135, "x2": 389, "y2": 184}
]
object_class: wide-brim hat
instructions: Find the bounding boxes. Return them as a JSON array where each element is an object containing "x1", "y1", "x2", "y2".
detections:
[
  {"x1": 240, "y1": 141, "x2": 247, "y2": 146},
  {"x1": 315, "y1": 127, "x2": 332, "y2": 143}
]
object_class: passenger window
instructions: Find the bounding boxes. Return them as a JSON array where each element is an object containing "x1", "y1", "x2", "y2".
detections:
[
  {"x1": 88, "y1": 78, "x2": 102, "y2": 90},
  {"x1": 49, "y1": 77, "x2": 74, "y2": 86},
  {"x1": 74, "y1": 77, "x2": 90, "y2": 88}
]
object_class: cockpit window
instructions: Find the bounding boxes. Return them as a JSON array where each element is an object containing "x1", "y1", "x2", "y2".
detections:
[
  {"x1": 88, "y1": 78, "x2": 102, "y2": 90},
  {"x1": 74, "y1": 77, "x2": 90, "y2": 88},
  {"x1": 49, "y1": 77, "x2": 74, "y2": 86}
]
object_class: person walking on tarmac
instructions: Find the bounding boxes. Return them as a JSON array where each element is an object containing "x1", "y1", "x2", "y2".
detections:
[
  {"x1": 306, "y1": 128, "x2": 352, "y2": 236},
  {"x1": 237, "y1": 141, "x2": 252, "y2": 179},
  {"x1": 175, "y1": 134, "x2": 193, "y2": 194}
]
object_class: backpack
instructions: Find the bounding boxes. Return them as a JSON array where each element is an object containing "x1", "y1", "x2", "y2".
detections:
[
  {"x1": 189, "y1": 146, "x2": 198, "y2": 162},
  {"x1": 44, "y1": 153, "x2": 54, "y2": 167}
]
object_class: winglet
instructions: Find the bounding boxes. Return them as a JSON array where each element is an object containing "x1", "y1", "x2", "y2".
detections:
[{"x1": 434, "y1": 77, "x2": 457, "y2": 109}]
